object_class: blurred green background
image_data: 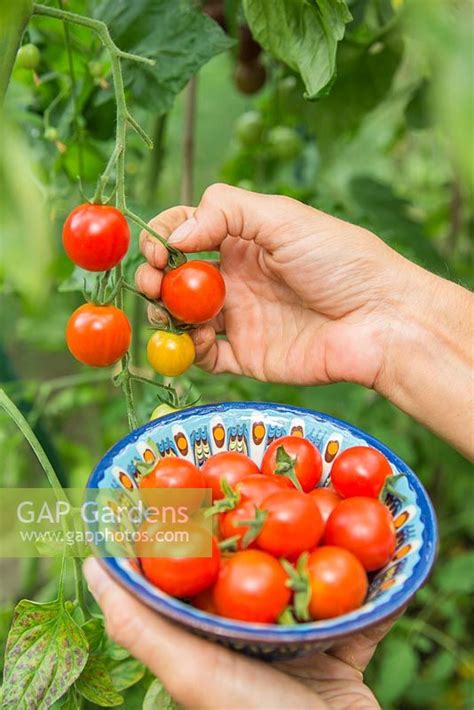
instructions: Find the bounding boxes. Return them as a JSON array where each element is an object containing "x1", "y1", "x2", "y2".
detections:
[{"x1": 0, "y1": 0, "x2": 473, "y2": 708}]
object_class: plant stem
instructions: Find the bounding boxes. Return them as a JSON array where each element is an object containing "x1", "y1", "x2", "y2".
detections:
[
  {"x1": 0, "y1": 388, "x2": 68, "y2": 503},
  {"x1": 129, "y1": 374, "x2": 169, "y2": 390},
  {"x1": 73, "y1": 557, "x2": 90, "y2": 619},
  {"x1": 181, "y1": 76, "x2": 198, "y2": 204},
  {"x1": 0, "y1": 0, "x2": 34, "y2": 105}
]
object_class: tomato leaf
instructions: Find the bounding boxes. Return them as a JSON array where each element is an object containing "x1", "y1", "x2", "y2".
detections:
[
  {"x1": 107, "y1": 657, "x2": 146, "y2": 691},
  {"x1": 242, "y1": 0, "x2": 351, "y2": 99},
  {"x1": 94, "y1": 0, "x2": 234, "y2": 115},
  {"x1": 75, "y1": 654, "x2": 124, "y2": 707},
  {"x1": 374, "y1": 635, "x2": 418, "y2": 704},
  {"x1": 143, "y1": 678, "x2": 182, "y2": 710},
  {"x1": 2, "y1": 599, "x2": 88, "y2": 709}
]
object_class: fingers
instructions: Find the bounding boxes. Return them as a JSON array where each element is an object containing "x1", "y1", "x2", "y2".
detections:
[
  {"x1": 83, "y1": 558, "x2": 320, "y2": 709},
  {"x1": 139, "y1": 205, "x2": 195, "y2": 268},
  {"x1": 191, "y1": 325, "x2": 241, "y2": 375},
  {"x1": 135, "y1": 262, "x2": 163, "y2": 299}
]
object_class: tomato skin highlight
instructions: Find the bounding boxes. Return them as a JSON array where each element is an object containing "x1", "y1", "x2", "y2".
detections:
[
  {"x1": 62, "y1": 204, "x2": 130, "y2": 271},
  {"x1": 308, "y1": 487, "x2": 342, "y2": 525},
  {"x1": 331, "y1": 446, "x2": 392, "y2": 499},
  {"x1": 146, "y1": 330, "x2": 195, "y2": 377},
  {"x1": 261, "y1": 435, "x2": 322, "y2": 492},
  {"x1": 256, "y1": 490, "x2": 324, "y2": 560},
  {"x1": 325, "y1": 497, "x2": 396, "y2": 571},
  {"x1": 139, "y1": 529, "x2": 220, "y2": 598},
  {"x1": 213, "y1": 550, "x2": 291, "y2": 623},
  {"x1": 202, "y1": 452, "x2": 260, "y2": 501},
  {"x1": 66, "y1": 304, "x2": 131, "y2": 367},
  {"x1": 306, "y1": 546, "x2": 368, "y2": 620},
  {"x1": 161, "y1": 261, "x2": 226, "y2": 324}
]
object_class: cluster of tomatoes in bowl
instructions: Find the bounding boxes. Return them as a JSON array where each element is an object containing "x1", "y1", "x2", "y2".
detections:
[
  {"x1": 62, "y1": 203, "x2": 225, "y2": 376},
  {"x1": 136, "y1": 436, "x2": 398, "y2": 625}
]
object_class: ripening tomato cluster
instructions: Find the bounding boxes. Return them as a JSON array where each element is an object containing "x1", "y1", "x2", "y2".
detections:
[
  {"x1": 62, "y1": 204, "x2": 225, "y2": 375},
  {"x1": 136, "y1": 438, "x2": 398, "y2": 624}
]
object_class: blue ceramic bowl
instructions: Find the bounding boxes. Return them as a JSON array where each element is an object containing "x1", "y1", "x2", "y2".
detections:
[{"x1": 86, "y1": 402, "x2": 437, "y2": 660}]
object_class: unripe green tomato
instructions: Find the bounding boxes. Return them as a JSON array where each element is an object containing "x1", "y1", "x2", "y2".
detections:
[
  {"x1": 234, "y1": 111, "x2": 264, "y2": 146},
  {"x1": 150, "y1": 403, "x2": 180, "y2": 421},
  {"x1": 16, "y1": 43, "x2": 41, "y2": 70},
  {"x1": 268, "y1": 126, "x2": 302, "y2": 161},
  {"x1": 44, "y1": 127, "x2": 58, "y2": 142},
  {"x1": 88, "y1": 61, "x2": 104, "y2": 78}
]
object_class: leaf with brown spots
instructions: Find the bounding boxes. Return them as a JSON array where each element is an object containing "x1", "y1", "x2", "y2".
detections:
[{"x1": 2, "y1": 599, "x2": 88, "y2": 709}]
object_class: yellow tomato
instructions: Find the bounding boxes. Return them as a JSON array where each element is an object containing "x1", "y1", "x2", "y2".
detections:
[{"x1": 146, "y1": 330, "x2": 195, "y2": 377}]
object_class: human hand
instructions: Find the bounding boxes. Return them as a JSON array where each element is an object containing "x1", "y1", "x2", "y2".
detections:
[
  {"x1": 84, "y1": 557, "x2": 390, "y2": 709},
  {"x1": 136, "y1": 184, "x2": 473, "y2": 458},
  {"x1": 136, "y1": 184, "x2": 410, "y2": 390}
]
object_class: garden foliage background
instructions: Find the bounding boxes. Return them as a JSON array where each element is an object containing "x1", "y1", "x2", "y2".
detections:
[{"x1": 0, "y1": 0, "x2": 473, "y2": 708}]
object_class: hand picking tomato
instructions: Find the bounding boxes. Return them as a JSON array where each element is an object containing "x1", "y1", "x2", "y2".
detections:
[
  {"x1": 255, "y1": 490, "x2": 324, "y2": 560},
  {"x1": 261, "y1": 435, "x2": 322, "y2": 492},
  {"x1": 305, "y1": 547, "x2": 368, "y2": 620},
  {"x1": 161, "y1": 261, "x2": 226, "y2": 324},
  {"x1": 62, "y1": 204, "x2": 130, "y2": 271},
  {"x1": 309, "y1": 487, "x2": 342, "y2": 525},
  {"x1": 236, "y1": 473, "x2": 292, "y2": 506},
  {"x1": 66, "y1": 303, "x2": 131, "y2": 367},
  {"x1": 331, "y1": 446, "x2": 392, "y2": 499},
  {"x1": 324, "y1": 497, "x2": 396, "y2": 571},
  {"x1": 213, "y1": 550, "x2": 290, "y2": 623},
  {"x1": 146, "y1": 330, "x2": 195, "y2": 377},
  {"x1": 202, "y1": 451, "x2": 260, "y2": 501},
  {"x1": 138, "y1": 525, "x2": 220, "y2": 598}
]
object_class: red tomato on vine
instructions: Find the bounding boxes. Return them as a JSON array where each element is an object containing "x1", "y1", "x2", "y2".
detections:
[
  {"x1": 161, "y1": 261, "x2": 226, "y2": 324},
  {"x1": 62, "y1": 203, "x2": 130, "y2": 271},
  {"x1": 66, "y1": 303, "x2": 131, "y2": 367}
]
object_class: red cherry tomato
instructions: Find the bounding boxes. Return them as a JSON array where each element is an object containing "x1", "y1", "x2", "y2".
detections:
[
  {"x1": 161, "y1": 261, "x2": 226, "y2": 324},
  {"x1": 306, "y1": 546, "x2": 368, "y2": 620},
  {"x1": 308, "y1": 487, "x2": 342, "y2": 525},
  {"x1": 66, "y1": 304, "x2": 131, "y2": 367},
  {"x1": 261, "y1": 435, "x2": 322, "y2": 492},
  {"x1": 325, "y1": 497, "x2": 396, "y2": 571},
  {"x1": 255, "y1": 490, "x2": 324, "y2": 560},
  {"x1": 138, "y1": 526, "x2": 220, "y2": 598},
  {"x1": 62, "y1": 204, "x2": 130, "y2": 271},
  {"x1": 219, "y1": 498, "x2": 259, "y2": 547},
  {"x1": 331, "y1": 446, "x2": 392, "y2": 499},
  {"x1": 202, "y1": 452, "x2": 260, "y2": 501},
  {"x1": 191, "y1": 586, "x2": 218, "y2": 614},
  {"x1": 213, "y1": 550, "x2": 290, "y2": 623},
  {"x1": 139, "y1": 457, "x2": 206, "y2": 511},
  {"x1": 236, "y1": 474, "x2": 292, "y2": 506}
]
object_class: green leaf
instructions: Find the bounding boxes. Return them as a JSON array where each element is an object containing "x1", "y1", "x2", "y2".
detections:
[
  {"x1": 59, "y1": 267, "x2": 98, "y2": 295},
  {"x1": 0, "y1": 115, "x2": 52, "y2": 308},
  {"x1": 436, "y1": 552, "x2": 474, "y2": 594},
  {"x1": 51, "y1": 686, "x2": 83, "y2": 710},
  {"x1": 76, "y1": 654, "x2": 123, "y2": 707},
  {"x1": 2, "y1": 599, "x2": 88, "y2": 709},
  {"x1": 242, "y1": 0, "x2": 351, "y2": 99},
  {"x1": 107, "y1": 657, "x2": 146, "y2": 691},
  {"x1": 143, "y1": 678, "x2": 182, "y2": 710},
  {"x1": 374, "y1": 635, "x2": 418, "y2": 704},
  {"x1": 95, "y1": 0, "x2": 234, "y2": 115}
]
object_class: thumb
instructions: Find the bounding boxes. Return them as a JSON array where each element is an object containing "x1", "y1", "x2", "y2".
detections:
[{"x1": 167, "y1": 183, "x2": 292, "y2": 253}]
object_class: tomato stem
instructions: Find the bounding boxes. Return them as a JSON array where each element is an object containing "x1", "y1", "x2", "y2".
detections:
[{"x1": 125, "y1": 209, "x2": 186, "y2": 267}]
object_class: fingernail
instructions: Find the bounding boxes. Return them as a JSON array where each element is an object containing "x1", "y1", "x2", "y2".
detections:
[
  {"x1": 83, "y1": 557, "x2": 112, "y2": 602},
  {"x1": 168, "y1": 217, "x2": 197, "y2": 244}
]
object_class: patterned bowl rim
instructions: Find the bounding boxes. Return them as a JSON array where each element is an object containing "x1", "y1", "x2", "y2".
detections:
[{"x1": 88, "y1": 401, "x2": 438, "y2": 645}]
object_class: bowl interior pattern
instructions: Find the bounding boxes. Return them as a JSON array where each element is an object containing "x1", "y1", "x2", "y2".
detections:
[{"x1": 87, "y1": 402, "x2": 437, "y2": 650}]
